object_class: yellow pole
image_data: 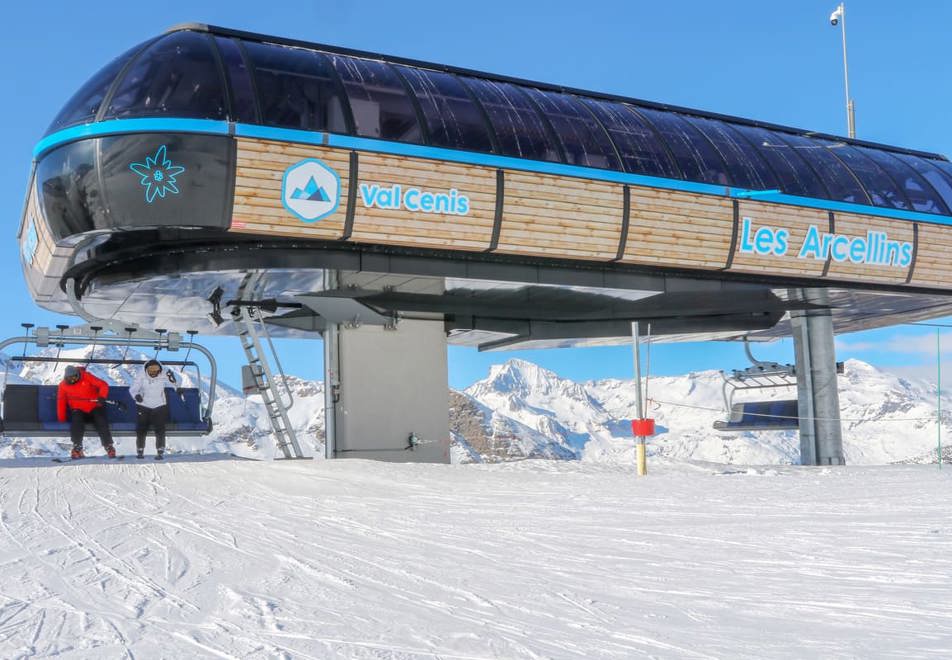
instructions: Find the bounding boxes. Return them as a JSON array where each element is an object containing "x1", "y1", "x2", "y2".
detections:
[{"x1": 632, "y1": 321, "x2": 647, "y2": 476}]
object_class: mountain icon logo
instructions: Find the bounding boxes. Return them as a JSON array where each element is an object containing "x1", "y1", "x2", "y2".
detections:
[
  {"x1": 290, "y1": 176, "x2": 331, "y2": 202},
  {"x1": 282, "y1": 159, "x2": 341, "y2": 223}
]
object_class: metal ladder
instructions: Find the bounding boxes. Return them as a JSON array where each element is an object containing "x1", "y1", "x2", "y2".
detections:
[{"x1": 235, "y1": 274, "x2": 305, "y2": 459}]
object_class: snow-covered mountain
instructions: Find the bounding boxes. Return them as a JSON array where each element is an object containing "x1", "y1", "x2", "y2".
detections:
[
  {"x1": 459, "y1": 357, "x2": 950, "y2": 465},
  {"x1": 0, "y1": 347, "x2": 946, "y2": 465}
]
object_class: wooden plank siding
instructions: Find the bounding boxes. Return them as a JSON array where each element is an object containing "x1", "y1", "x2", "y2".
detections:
[
  {"x1": 910, "y1": 222, "x2": 952, "y2": 289},
  {"x1": 232, "y1": 138, "x2": 350, "y2": 239},
  {"x1": 228, "y1": 137, "x2": 950, "y2": 290},
  {"x1": 620, "y1": 187, "x2": 733, "y2": 270},
  {"x1": 496, "y1": 172, "x2": 623, "y2": 260},
  {"x1": 824, "y1": 212, "x2": 914, "y2": 286},
  {"x1": 728, "y1": 201, "x2": 829, "y2": 278},
  {"x1": 350, "y1": 152, "x2": 496, "y2": 251}
]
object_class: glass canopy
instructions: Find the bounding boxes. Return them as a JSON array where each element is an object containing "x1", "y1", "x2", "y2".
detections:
[{"x1": 44, "y1": 27, "x2": 952, "y2": 217}]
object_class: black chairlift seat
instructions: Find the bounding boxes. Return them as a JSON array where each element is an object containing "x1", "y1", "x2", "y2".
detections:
[
  {"x1": 713, "y1": 399, "x2": 800, "y2": 432},
  {"x1": 0, "y1": 384, "x2": 211, "y2": 436}
]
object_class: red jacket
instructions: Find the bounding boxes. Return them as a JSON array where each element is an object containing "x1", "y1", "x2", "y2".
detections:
[{"x1": 57, "y1": 369, "x2": 109, "y2": 421}]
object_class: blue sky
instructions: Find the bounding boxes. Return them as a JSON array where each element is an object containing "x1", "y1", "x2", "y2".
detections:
[{"x1": 2, "y1": 0, "x2": 951, "y2": 389}]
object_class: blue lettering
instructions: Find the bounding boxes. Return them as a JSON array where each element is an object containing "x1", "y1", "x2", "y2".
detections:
[
  {"x1": 774, "y1": 229, "x2": 789, "y2": 256},
  {"x1": 404, "y1": 188, "x2": 421, "y2": 211},
  {"x1": 885, "y1": 241, "x2": 900, "y2": 266},
  {"x1": 849, "y1": 237, "x2": 866, "y2": 263},
  {"x1": 739, "y1": 218, "x2": 756, "y2": 254},
  {"x1": 899, "y1": 242, "x2": 913, "y2": 268},
  {"x1": 798, "y1": 225, "x2": 823, "y2": 259},
  {"x1": 434, "y1": 193, "x2": 451, "y2": 213},
  {"x1": 378, "y1": 186, "x2": 395, "y2": 209},
  {"x1": 830, "y1": 235, "x2": 850, "y2": 261},
  {"x1": 754, "y1": 227, "x2": 774, "y2": 254},
  {"x1": 362, "y1": 182, "x2": 471, "y2": 215},
  {"x1": 820, "y1": 233, "x2": 834, "y2": 259},
  {"x1": 359, "y1": 184, "x2": 379, "y2": 207}
]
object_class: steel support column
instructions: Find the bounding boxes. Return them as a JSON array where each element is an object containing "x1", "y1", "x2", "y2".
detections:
[
  {"x1": 790, "y1": 290, "x2": 845, "y2": 465},
  {"x1": 322, "y1": 270, "x2": 340, "y2": 459}
]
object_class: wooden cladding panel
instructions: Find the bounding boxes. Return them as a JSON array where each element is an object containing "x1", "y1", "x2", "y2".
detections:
[
  {"x1": 725, "y1": 202, "x2": 828, "y2": 278},
  {"x1": 824, "y1": 213, "x2": 914, "y2": 285},
  {"x1": 910, "y1": 222, "x2": 952, "y2": 288},
  {"x1": 228, "y1": 137, "x2": 952, "y2": 290},
  {"x1": 349, "y1": 153, "x2": 496, "y2": 250},
  {"x1": 496, "y1": 172, "x2": 623, "y2": 260},
  {"x1": 620, "y1": 187, "x2": 733, "y2": 269},
  {"x1": 232, "y1": 138, "x2": 349, "y2": 239}
]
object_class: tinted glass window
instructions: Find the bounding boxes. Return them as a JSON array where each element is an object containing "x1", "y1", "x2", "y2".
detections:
[
  {"x1": 858, "y1": 148, "x2": 949, "y2": 215},
  {"x1": 396, "y1": 66, "x2": 493, "y2": 152},
  {"x1": 893, "y1": 154, "x2": 952, "y2": 214},
  {"x1": 243, "y1": 42, "x2": 348, "y2": 132},
  {"x1": 523, "y1": 89, "x2": 620, "y2": 169},
  {"x1": 46, "y1": 41, "x2": 147, "y2": 134},
  {"x1": 816, "y1": 141, "x2": 909, "y2": 209},
  {"x1": 215, "y1": 37, "x2": 257, "y2": 123},
  {"x1": 770, "y1": 133, "x2": 869, "y2": 205},
  {"x1": 684, "y1": 117, "x2": 777, "y2": 190},
  {"x1": 330, "y1": 56, "x2": 421, "y2": 142},
  {"x1": 929, "y1": 159, "x2": 952, "y2": 187},
  {"x1": 36, "y1": 140, "x2": 104, "y2": 238},
  {"x1": 582, "y1": 101, "x2": 680, "y2": 178},
  {"x1": 635, "y1": 108, "x2": 729, "y2": 185},
  {"x1": 460, "y1": 78, "x2": 561, "y2": 162},
  {"x1": 105, "y1": 31, "x2": 226, "y2": 120},
  {"x1": 732, "y1": 125, "x2": 830, "y2": 199}
]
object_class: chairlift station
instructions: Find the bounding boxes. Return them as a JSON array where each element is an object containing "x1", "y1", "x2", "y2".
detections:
[{"x1": 18, "y1": 24, "x2": 952, "y2": 464}]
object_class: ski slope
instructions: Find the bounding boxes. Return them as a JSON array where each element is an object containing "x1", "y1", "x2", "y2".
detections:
[{"x1": 1, "y1": 457, "x2": 951, "y2": 658}]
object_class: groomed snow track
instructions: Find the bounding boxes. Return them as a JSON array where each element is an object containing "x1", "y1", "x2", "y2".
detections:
[{"x1": 0, "y1": 457, "x2": 951, "y2": 657}]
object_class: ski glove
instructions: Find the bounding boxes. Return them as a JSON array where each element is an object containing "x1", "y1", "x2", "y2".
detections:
[{"x1": 135, "y1": 394, "x2": 143, "y2": 403}]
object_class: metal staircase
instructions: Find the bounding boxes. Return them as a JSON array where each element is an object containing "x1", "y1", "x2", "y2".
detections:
[{"x1": 234, "y1": 272, "x2": 305, "y2": 459}]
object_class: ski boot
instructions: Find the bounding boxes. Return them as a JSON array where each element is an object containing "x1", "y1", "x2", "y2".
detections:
[
  {"x1": 155, "y1": 450, "x2": 165, "y2": 461},
  {"x1": 106, "y1": 445, "x2": 117, "y2": 459},
  {"x1": 137, "y1": 450, "x2": 144, "y2": 459},
  {"x1": 70, "y1": 447, "x2": 85, "y2": 460}
]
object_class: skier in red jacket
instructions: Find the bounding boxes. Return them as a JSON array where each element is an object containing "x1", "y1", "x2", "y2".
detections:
[{"x1": 57, "y1": 365, "x2": 116, "y2": 460}]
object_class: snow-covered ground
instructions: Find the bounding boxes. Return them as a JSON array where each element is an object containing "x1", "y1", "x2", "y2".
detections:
[{"x1": 1, "y1": 457, "x2": 951, "y2": 658}]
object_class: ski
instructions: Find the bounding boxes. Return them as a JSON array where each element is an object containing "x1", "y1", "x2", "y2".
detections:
[{"x1": 52, "y1": 455, "x2": 126, "y2": 463}]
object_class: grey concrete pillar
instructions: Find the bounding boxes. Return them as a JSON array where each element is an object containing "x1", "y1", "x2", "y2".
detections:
[
  {"x1": 789, "y1": 290, "x2": 845, "y2": 465},
  {"x1": 333, "y1": 319, "x2": 450, "y2": 463}
]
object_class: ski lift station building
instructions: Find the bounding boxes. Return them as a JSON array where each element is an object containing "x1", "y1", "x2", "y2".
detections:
[{"x1": 20, "y1": 24, "x2": 952, "y2": 464}]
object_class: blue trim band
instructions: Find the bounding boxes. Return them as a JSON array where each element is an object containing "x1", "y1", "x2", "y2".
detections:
[
  {"x1": 33, "y1": 118, "x2": 230, "y2": 158},
  {"x1": 35, "y1": 119, "x2": 952, "y2": 226},
  {"x1": 234, "y1": 123, "x2": 327, "y2": 146}
]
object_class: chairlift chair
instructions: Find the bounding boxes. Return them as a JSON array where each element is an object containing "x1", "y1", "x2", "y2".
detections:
[
  {"x1": 0, "y1": 324, "x2": 217, "y2": 438},
  {"x1": 713, "y1": 338, "x2": 800, "y2": 432}
]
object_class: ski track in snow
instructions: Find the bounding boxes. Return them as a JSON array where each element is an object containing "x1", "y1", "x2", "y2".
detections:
[{"x1": 0, "y1": 458, "x2": 951, "y2": 657}]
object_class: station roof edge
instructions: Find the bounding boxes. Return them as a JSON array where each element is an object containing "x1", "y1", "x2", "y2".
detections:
[{"x1": 164, "y1": 22, "x2": 947, "y2": 162}]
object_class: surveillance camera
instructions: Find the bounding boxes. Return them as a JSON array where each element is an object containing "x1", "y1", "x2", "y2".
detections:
[{"x1": 830, "y1": 16, "x2": 838, "y2": 26}]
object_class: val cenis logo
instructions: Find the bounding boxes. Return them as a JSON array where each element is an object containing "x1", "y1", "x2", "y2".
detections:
[
  {"x1": 129, "y1": 145, "x2": 186, "y2": 203},
  {"x1": 282, "y1": 159, "x2": 341, "y2": 223}
]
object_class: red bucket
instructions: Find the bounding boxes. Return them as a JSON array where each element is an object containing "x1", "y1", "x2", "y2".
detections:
[{"x1": 631, "y1": 418, "x2": 656, "y2": 438}]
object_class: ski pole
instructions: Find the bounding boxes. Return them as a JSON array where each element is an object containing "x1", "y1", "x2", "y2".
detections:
[{"x1": 67, "y1": 397, "x2": 128, "y2": 412}]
